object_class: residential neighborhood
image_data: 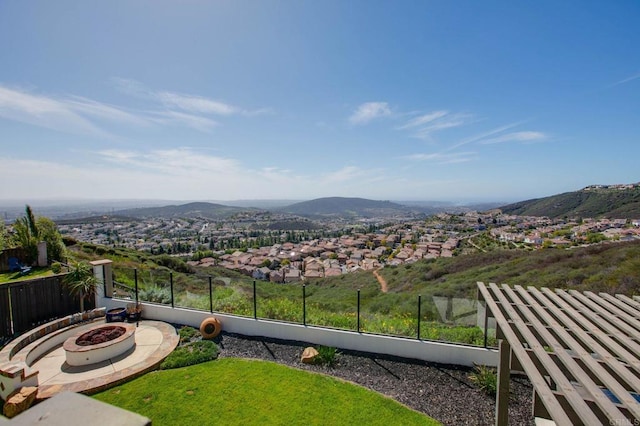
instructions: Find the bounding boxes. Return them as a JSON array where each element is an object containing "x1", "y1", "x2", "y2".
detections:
[{"x1": 52, "y1": 210, "x2": 640, "y2": 283}]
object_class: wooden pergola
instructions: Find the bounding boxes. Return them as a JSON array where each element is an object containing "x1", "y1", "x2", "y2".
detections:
[{"x1": 477, "y1": 282, "x2": 640, "y2": 426}]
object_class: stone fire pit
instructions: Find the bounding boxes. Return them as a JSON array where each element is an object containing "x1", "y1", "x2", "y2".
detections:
[{"x1": 63, "y1": 323, "x2": 136, "y2": 367}]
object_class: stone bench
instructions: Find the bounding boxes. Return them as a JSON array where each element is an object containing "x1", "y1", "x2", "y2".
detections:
[{"x1": 0, "y1": 308, "x2": 106, "y2": 401}]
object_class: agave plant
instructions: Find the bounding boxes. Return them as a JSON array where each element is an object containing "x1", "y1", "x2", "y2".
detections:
[{"x1": 64, "y1": 261, "x2": 98, "y2": 312}]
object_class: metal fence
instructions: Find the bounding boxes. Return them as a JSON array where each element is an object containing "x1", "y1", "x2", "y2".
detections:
[{"x1": 113, "y1": 267, "x2": 496, "y2": 347}]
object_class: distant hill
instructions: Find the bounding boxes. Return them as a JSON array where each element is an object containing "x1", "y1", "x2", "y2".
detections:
[
  {"x1": 500, "y1": 184, "x2": 640, "y2": 219},
  {"x1": 279, "y1": 197, "x2": 421, "y2": 219},
  {"x1": 113, "y1": 202, "x2": 251, "y2": 219},
  {"x1": 55, "y1": 215, "x2": 140, "y2": 225}
]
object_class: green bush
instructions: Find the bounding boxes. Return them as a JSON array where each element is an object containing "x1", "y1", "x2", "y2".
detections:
[
  {"x1": 160, "y1": 340, "x2": 219, "y2": 369},
  {"x1": 51, "y1": 262, "x2": 62, "y2": 274},
  {"x1": 178, "y1": 326, "x2": 199, "y2": 344},
  {"x1": 469, "y1": 364, "x2": 497, "y2": 396},
  {"x1": 139, "y1": 286, "x2": 172, "y2": 304},
  {"x1": 314, "y1": 346, "x2": 338, "y2": 367}
]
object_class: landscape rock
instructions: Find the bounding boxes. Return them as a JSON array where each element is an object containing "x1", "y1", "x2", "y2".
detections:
[
  {"x1": 301, "y1": 347, "x2": 319, "y2": 364},
  {"x1": 2, "y1": 386, "x2": 38, "y2": 418}
]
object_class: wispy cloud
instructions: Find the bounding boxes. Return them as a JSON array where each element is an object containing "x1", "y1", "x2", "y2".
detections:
[
  {"x1": 113, "y1": 77, "x2": 270, "y2": 117},
  {"x1": 0, "y1": 79, "x2": 266, "y2": 137},
  {"x1": 0, "y1": 85, "x2": 110, "y2": 137},
  {"x1": 403, "y1": 151, "x2": 476, "y2": 164},
  {"x1": 398, "y1": 110, "x2": 448, "y2": 129},
  {"x1": 349, "y1": 102, "x2": 392, "y2": 125},
  {"x1": 479, "y1": 131, "x2": 546, "y2": 145},
  {"x1": 399, "y1": 110, "x2": 474, "y2": 140},
  {"x1": 2, "y1": 148, "x2": 380, "y2": 199},
  {"x1": 156, "y1": 92, "x2": 237, "y2": 115},
  {"x1": 446, "y1": 121, "x2": 525, "y2": 151},
  {"x1": 150, "y1": 110, "x2": 219, "y2": 132},
  {"x1": 611, "y1": 72, "x2": 640, "y2": 87}
]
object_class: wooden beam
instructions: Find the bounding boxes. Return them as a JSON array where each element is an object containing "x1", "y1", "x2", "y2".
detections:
[{"x1": 496, "y1": 339, "x2": 510, "y2": 426}]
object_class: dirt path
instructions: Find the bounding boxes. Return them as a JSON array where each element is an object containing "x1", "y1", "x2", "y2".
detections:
[{"x1": 373, "y1": 268, "x2": 388, "y2": 293}]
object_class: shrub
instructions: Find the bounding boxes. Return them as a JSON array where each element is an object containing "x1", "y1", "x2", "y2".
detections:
[
  {"x1": 160, "y1": 340, "x2": 219, "y2": 369},
  {"x1": 51, "y1": 262, "x2": 62, "y2": 274},
  {"x1": 314, "y1": 346, "x2": 338, "y2": 367},
  {"x1": 469, "y1": 364, "x2": 497, "y2": 396},
  {"x1": 139, "y1": 286, "x2": 172, "y2": 304},
  {"x1": 178, "y1": 326, "x2": 199, "y2": 344}
]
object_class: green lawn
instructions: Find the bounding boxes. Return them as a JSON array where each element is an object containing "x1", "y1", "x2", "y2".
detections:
[
  {"x1": 0, "y1": 267, "x2": 53, "y2": 285},
  {"x1": 94, "y1": 358, "x2": 439, "y2": 426}
]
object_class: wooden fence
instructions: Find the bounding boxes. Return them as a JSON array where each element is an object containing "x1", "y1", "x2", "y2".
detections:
[{"x1": 0, "y1": 274, "x2": 93, "y2": 341}]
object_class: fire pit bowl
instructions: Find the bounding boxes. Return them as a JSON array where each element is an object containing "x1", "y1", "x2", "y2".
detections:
[{"x1": 63, "y1": 323, "x2": 136, "y2": 366}]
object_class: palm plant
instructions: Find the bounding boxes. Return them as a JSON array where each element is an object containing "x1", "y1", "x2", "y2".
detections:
[{"x1": 64, "y1": 261, "x2": 99, "y2": 312}]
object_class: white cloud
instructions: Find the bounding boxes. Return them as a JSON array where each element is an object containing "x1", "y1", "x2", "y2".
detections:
[
  {"x1": 156, "y1": 91, "x2": 238, "y2": 115},
  {"x1": 0, "y1": 149, "x2": 398, "y2": 200},
  {"x1": 479, "y1": 131, "x2": 546, "y2": 145},
  {"x1": 411, "y1": 113, "x2": 474, "y2": 139},
  {"x1": 404, "y1": 151, "x2": 476, "y2": 164},
  {"x1": 398, "y1": 110, "x2": 448, "y2": 129},
  {"x1": 0, "y1": 85, "x2": 109, "y2": 137},
  {"x1": 446, "y1": 121, "x2": 526, "y2": 151},
  {"x1": 611, "y1": 72, "x2": 640, "y2": 87},
  {"x1": 151, "y1": 111, "x2": 219, "y2": 132},
  {"x1": 114, "y1": 77, "x2": 270, "y2": 117},
  {"x1": 349, "y1": 102, "x2": 392, "y2": 125}
]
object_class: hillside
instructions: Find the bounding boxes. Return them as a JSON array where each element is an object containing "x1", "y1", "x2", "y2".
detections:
[
  {"x1": 280, "y1": 197, "x2": 419, "y2": 218},
  {"x1": 377, "y1": 240, "x2": 640, "y2": 298},
  {"x1": 113, "y1": 202, "x2": 251, "y2": 219},
  {"x1": 500, "y1": 184, "x2": 640, "y2": 219}
]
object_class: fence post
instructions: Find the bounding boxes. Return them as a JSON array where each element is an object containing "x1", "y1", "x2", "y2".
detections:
[
  {"x1": 134, "y1": 268, "x2": 139, "y2": 305},
  {"x1": 253, "y1": 280, "x2": 257, "y2": 319},
  {"x1": 209, "y1": 276, "x2": 213, "y2": 313},
  {"x1": 302, "y1": 284, "x2": 306, "y2": 326},
  {"x1": 357, "y1": 289, "x2": 361, "y2": 333},
  {"x1": 170, "y1": 272, "x2": 174, "y2": 308},
  {"x1": 417, "y1": 294, "x2": 422, "y2": 340}
]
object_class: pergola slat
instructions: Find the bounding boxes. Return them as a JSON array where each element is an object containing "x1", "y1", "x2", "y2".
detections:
[
  {"x1": 478, "y1": 282, "x2": 640, "y2": 426},
  {"x1": 510, "y1": 285, "x2": 640, "y2": 420},
  {"x1": 557, "y1": 290, "x2": 640, "y2": 356},
  {"x1": 488, "y1": 282, "x2": 597, "y2": 424},
  {"x1": 542, "y1": 288, "x2": 640, "y2": 376},
  {"x1": 477, "y1": 282, "x2": 574, "y2": 426}
]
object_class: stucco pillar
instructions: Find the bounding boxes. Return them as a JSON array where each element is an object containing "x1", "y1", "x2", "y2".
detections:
[{"x1": 90, "y1": 259, "x2": 114, "y2": 298}]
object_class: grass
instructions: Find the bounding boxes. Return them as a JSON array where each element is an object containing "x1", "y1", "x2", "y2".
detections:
[
  {"x1": 94, "y1": 358, "x2": 439, "y2": 426},
  {"x1": 0, "y1": 267, "x2": 53, "y2": 285}
]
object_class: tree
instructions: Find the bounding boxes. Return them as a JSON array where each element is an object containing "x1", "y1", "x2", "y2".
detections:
[
  {"x1": 64, "y1": 261, "x2": 99, "y2": 312},
  {"x1": 36, "y1": 216, "x2": 65, "y2": 263},
  {"x1": 0, "y1": 221, "x2": 7, "y2": 251},
  {"x1": 11, "y1": 205, "x2": 65, "y2": 264},
  {"x1": 12, "y1": 206, "x2": 39, "y2": 264}
]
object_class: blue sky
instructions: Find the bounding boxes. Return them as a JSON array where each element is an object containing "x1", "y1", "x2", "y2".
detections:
[{"x1": 0, "y1": 1, "x2": 638, "y2": 203}]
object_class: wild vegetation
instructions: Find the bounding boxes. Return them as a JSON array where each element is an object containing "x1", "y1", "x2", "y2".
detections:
[{"x1": 500, "y1": 185, "x2": 640, "y2": 219}]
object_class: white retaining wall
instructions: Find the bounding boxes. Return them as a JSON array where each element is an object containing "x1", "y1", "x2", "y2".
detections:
[{"x1": 100, "y1": 297, "x2": 498, "y2": 367}]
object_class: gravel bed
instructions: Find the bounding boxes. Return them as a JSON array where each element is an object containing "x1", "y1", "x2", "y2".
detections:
[{"x1": 215, "y1": 332, "x2": 534, "y2": 425}]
